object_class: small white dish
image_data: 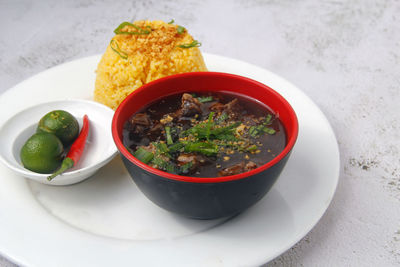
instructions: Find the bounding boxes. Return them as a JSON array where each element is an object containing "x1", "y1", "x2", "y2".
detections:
[{"x1": 0, "y1": 99, "x2": 117, "y2": 185}]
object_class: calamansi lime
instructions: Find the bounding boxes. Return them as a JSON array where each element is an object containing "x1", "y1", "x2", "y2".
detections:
[
  {"x1": 37, "y1": 110, "x2": 79, "y2": 146},
  {"x1": 20, "y1": 132, "x2": 64, "y2": 173}
]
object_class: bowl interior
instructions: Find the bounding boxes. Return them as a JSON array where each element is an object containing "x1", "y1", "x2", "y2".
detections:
[{"x1": 113, "y1": 72, "x2": 298, "y2": 182}]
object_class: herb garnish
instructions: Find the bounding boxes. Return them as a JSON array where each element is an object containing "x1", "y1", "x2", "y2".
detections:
[
  {"x1": 177, "y1": 25, "x2": 185, "y2": 34},
  {"x1": 184, "y1": 142, "x2": 219, "y2": 156},
  {"x1": 180, "y1": 162, "x2": 193, "y2": 173},
  {"x1": 165, "y1": 126, "x2": 173, "y2": 145},
  {"x1": 249, "y1": 125, "x2": 276, "y2": 137},
  {"x1": 114, "y1": 21, "x2": 152, "y2": 35},
  {"x1": 177, "y1": 40, "x2": 201, "y2": 48},
  {"x1": 133, "y1": 147, "x2": 154, "y2": 163},
  {"x1": 196, "y1": 96, "x2": 213, "y2": 103},
  {"x1": 215, "y1": 112, "x2": 228, "y2": 123},
  {"x1": 205, "y1": 112, "x2": 214, "y2": 141},
  {"x1": 248, "y1": 115, "x2": 276, "y2": 137},
  {"x1": 110, "y1": 40, "x2": 128, "y2": 59},
  {"x1": 167, "y1": 19, "x2": 175, "y2": 24}
]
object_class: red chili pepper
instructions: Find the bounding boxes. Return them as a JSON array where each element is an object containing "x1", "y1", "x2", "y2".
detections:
[{"x1": 48, "y1": 115, "x2": 90, "y2": 181}]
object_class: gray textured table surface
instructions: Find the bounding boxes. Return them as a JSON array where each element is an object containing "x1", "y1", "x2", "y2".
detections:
[{"x1": 1, "y1": 0, "x2": 399, "y2": 266}]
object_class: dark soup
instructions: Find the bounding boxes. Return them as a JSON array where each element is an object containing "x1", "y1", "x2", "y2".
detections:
[{"x1": 123, "y1": 92, "x2": 286, "y2": 177}]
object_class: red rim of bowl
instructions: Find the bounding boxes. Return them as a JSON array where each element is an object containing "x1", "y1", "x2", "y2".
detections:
[{"x1": 112, "y1": 72, "x2": 298, "y2": 183}]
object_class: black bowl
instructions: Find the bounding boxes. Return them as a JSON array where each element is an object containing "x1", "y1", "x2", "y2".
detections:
[{"x1": 112, "y1": 72, "x2": 298, "y2": 219}]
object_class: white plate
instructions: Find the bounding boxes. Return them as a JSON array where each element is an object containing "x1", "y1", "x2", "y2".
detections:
[{"x1": 0, "y1": 53, "x2": 339, "y2": 267}]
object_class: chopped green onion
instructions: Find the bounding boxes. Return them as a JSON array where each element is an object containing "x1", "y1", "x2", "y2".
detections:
[
  {"x1": 152, "y1": 156, "x2": 166, "y2": 167},
  {"x1": 167, "y1": 19, "x2": 175, "y2": 24},
  {"x1": 182, "y1": 119, "x2": 239, "y2": 142},
  {"x1": 177, "y1": 40, "x2": 201, "y2": 48},
  {"x1": 184, "y1": 142, "x2": 218, "y2": 156},
  {"x1": 165, "y1": 163, "x2": 176, "y2": 173},
  {"x1": 245, "y1": 144, "x2": 258, "y2": 152},
  {"x1": 249, "y1": 126, "x2": 259, "y2": 137},
  {"x1": 197, "y1": 96, "x2": 213, "y2": 103},
  {"x1": 168, "y1": 142, "x2": 185, "y2": 153},
  {"x1": 264, "y1": 114, "x2": 273, "y2": 125},
  {"x1": 180, "y1": 162, "x2": 193, "y2": 173},
  {"x1": 133, "y1": 147, "x2": 154, "y2": 163},
  {"x1": 177, "y1": 25, "x2": 185, "y2": 34},
  {"x1": 154, "y1": 142, "x2": 169, "y2": 155},
  {"x1": 110, "y1": 40, "x2": 128, "y2": 59},
  {"x1": 151, "y1": 155, "x2": 176, "y2": 173},
  {"x1": 211, "y1": 121, "x2": 241, "y2": 139},
  {"x1": 263, "y1": 127, "x2": 276, "y2": 134},
  {"x1": 215, "y1": 112, "x2": 228, "y2": 124},
  {"x1": 165, "y1": 126, "x2": 173, "y2": 145},
  {"x1": 205, "y1": 112, "x2": 214, "y2": 140},
  {"x1": 249, "y1": 124, "x2": 276, "y2": 137},
  {"x1": 114, "y1": 21, "x2": 152, "y2": 35}
]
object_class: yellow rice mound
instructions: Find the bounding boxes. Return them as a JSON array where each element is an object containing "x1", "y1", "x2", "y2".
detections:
[{"x1": 94, "y1": 20, "x2": 208, "y2": 110}]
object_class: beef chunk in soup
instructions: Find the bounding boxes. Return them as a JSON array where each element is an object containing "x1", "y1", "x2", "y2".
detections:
[
  {"x1": 179, "y1": 93, "x2": 203, "y2": 117},
  {"x1": 176, "y1": 153, "x2": 210, "y2": 174},
  {"x1": 210, "y1": 98, "x2": 242, "y2": 118},
  {"x1": 128, "y1": 113, "x2": 152, "y2": 134},
  {"x1": 218, "y1": 161, "x2": 258, "y2": 176}
]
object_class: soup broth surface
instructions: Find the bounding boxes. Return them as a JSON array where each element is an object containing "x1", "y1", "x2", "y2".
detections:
[{"x1": 123, "y1": 92, "x2": 286, "y2": 177}]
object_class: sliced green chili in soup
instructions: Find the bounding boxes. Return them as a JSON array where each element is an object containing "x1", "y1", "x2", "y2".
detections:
[{"x1": 123, "y1": 92, "x2": 286, "y2": 177}]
